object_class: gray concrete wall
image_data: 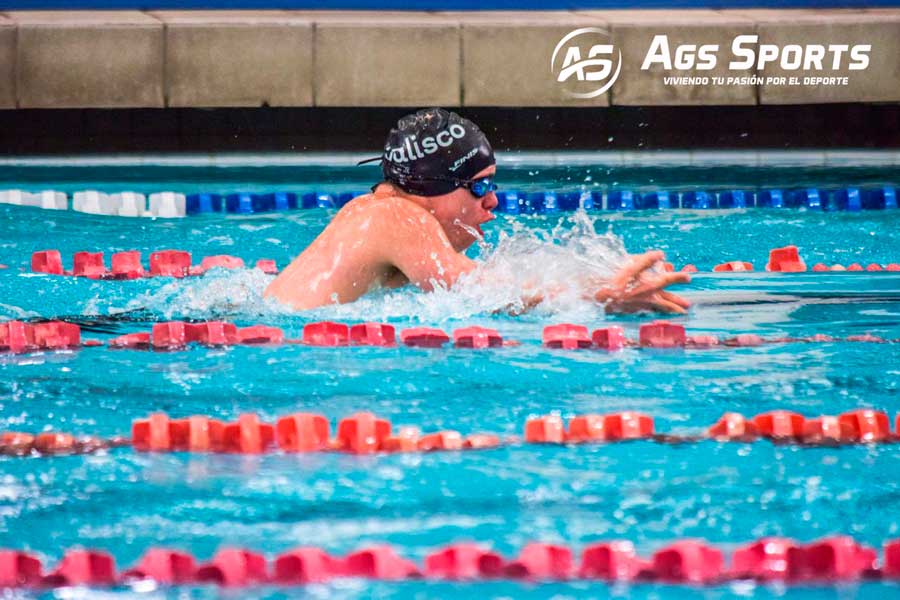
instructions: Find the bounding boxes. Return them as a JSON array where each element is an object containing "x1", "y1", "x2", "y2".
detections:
[{"x1": 0, "y1": 9, "x2": 897, "y2": 109}]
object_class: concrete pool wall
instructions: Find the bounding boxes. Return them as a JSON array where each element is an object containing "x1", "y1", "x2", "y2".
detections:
[{"x1": 0, "y1": 9, "x2": 898, "y2": 110}]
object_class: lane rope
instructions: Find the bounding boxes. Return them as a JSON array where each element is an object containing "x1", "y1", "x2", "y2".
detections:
[
  {"x1": 1, "y1": 536, "x2": 898, "y2": 587},
  {"x1": 1, "y1": 186, "x2": 897, "y2": 217},
  {"x1": 2, "y1": 317, "x2": 897, "y2": 356},
  {"x1": 21, "y1": 246, "x2": 900, "y2": 280},
  {"x1": 3, "y1": 408, "x2": 899, "y2": 457}
]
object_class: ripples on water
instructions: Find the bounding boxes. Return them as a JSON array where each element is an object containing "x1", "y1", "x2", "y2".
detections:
[{"x1": 3, "y1": 189, "x2": 900, "y2": 599}]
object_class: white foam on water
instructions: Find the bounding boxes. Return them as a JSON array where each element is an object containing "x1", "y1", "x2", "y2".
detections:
[
  {"x1": 123, "y1": 211, "x2": 630, "y2": 322},
  {"x1": 120, "y1": 268, "x2": 280, "y2": 320}
]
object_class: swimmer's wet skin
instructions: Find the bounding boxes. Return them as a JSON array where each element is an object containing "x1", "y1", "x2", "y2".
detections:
[{"x1": 264, "y1": 108, "x2": 690, "y2": 314}]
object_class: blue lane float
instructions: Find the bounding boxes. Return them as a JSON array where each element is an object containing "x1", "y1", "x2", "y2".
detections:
[
  {"x1": 718, "y1": 190, "x2": 751, "y2": 209},
  {"x1": 607, "y1": 190, "x2": 635, "y2": 211},
  {"x1": 3, "y1": 186, "x2": 899, "y2": 217},
  {"x1": 639, "y1": 191, "x2": 672, "y2": 209},
  {"x1": 680, "y1": 191, "x2": 714, "y2": 209},
  {"x1": 789, "y1": 188, "x2": 822, "y2": 210},
  {"x1": 757, "y1": 189, "x2": 784, "y2": 208},
  {"x1": 186, "y1": 193, "x2": 223, "y2": 215}
]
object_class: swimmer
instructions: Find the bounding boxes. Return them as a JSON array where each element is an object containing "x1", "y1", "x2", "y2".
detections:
[{"x1": 265, "y1": 108, "x2": 690, "y2": 314}]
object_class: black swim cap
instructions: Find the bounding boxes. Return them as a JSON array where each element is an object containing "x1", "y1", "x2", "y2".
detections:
[{"x1": 377, "y1": 108, "x2": 495, "y2": 197}]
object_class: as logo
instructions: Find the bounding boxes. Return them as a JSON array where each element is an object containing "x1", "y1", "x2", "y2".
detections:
[{"x1": 551, "y1": 28, "x2": 622, "y2": 99}]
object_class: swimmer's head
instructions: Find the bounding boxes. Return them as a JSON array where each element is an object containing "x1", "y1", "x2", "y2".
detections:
[
  {"x1": 364, "y1": 108, "x2": 498, "y2": 251},
  {"x1": 376, "y1": 107, "x2": 495, "y2": 197}
]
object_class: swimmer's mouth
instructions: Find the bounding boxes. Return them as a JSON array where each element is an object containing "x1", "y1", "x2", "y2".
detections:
[{"x1": 476, "y1": 214, "x2": 496, "y2": 234}]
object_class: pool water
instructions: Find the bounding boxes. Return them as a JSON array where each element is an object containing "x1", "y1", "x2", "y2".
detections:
[{"x1": 2, "y1": 155, "x2": 900, "y2": 599}]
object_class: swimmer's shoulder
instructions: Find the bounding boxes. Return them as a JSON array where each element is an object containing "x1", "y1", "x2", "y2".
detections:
[{"x1": 338, "y1": 190, "x2": 433, "y2": 225}]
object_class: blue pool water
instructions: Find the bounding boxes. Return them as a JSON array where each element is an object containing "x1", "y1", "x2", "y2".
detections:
[{"x1": 2, "y1": 154, "x2": 900, "y2": 598}]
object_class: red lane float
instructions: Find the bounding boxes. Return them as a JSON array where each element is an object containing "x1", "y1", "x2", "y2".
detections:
[
  {"x1": 276, "y1": 413, "x2": 330, "y2": 452},
  {"x1": 5, "y1": 537, "x2": 900, "y2": 588},
  {"x1": 0, "y1": 550, "x2": 43, "y2": 587},
  {"x1": 302, "y1": 321, "x2": 348, "y2": 346},
  {"x1": 786, "y1": 537, "x2": 877, "y2": 581},
  {"x1": 27, "y1": 247, "x2": 900, "y2": 277},
  {"x1": 713, "y1": 261, "x2": 753, "y2": 272},
  {"x1": 5, "y1": 318, "x2": 899, "y2": 356},
  {"x1": 343, "y1": 546, "x2": 419, "y2": 580},
  {"x1": 30, "y1": 249, "x2": 277, "y2": 278},
  {"x1": 46, "y1": 550, "x2": 116, "y2": 587},
  {"x1": 110, "y1": 332, "x2": 151, "y2": 348},
  {"x1": 543, "y1": 324, "x2": 591, "y2": 349},
  {"x1": 424, "y1": 544, "x2": 504, "y2": 579},
  {"x1": 592, "y1": 326, "x2": 626, "y2": 350},
  {"x1": 335, "y1": 412, "x2": 392, "y2": 454},
  {"x1": 453, "y1": 326, "x2": 502, "y2": 349},
  {"x1": 31, "y1": 250, "x2": 63, "y2": 275},
  {"x1": 527, "y1": 412, "x2": 655, "y2": 444},
  {"x1": 196, "y1": 549, "x2": 268, "y2": 586},
  {"x1": 150, "y1": 250, "x2": 192, "y2": 277},
  {"x1": 381, "y1": 426, "x2": 420, "y2": 452},
  {"x1": 1, "y1": 320, "x2": 82, "y2": 353},
  {"x1": 0, "y1": 430, "x2": 126, "y2": 457},
  {"x1": 13, "y1": 406, "x2": 900, "y2": 459},
  {"x1": 524, "y1": 415, "x2": 566, "y2": 443},
  {"x1": 237, "y1": 325, "x2": 284, "y2": 344},
  {"x1": 200, "y1": 255, "x2": 245, "y2": 271},
  {"x1": 400, "y1": 327, "x2": 450, "y2": 348},
  {"x1": 350, "y1": 322, "x2": 395, "y2": 346},
  {"x1": 124, "y1": 549, "x2": 197, "y2": 584},
  {"x1": 752, "y1": 411, "x2": 806, "y2": 439},
  {"x1": 652, "y1": 540, "x2": 724, "y2": 584},
  {"x1": 639, "y1": 321, "x2": 685, "y2": 348},
  {"x1": 148, "y1": 321, "x2": 286, "y2": 349},
  {"x1": 505, "y1": 543, "x2": 574, "y2": 579},
  {"x1": 767, "y1": 245, "x2": 807, "y2": 272},
  {"x1": 580, "y1": 541, "x2": 646, "y2": 581},
  {"x1": 111, "y1": 251, "x2": 145, "y2": 279},
  {"x1": 273, "y1": 548, "x2": 337, "y2": 584},
  {"x1": 131, "y1": 411, "x2": 501, "y2": 456}
]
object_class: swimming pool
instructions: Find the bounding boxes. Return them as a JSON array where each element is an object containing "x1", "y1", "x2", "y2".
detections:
[{"x1": 2, "y1": 152, "x2": 900, "y2": 598}]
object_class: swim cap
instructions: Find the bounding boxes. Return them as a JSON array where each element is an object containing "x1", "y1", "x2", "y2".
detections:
[{"x1": 377, "y1": 108, "x2": 495, "y2": 197}]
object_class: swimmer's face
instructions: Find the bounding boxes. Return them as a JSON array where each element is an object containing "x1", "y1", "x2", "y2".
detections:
[{"x1": 426, "y1": 165, "x2": 498, "y2": 252}]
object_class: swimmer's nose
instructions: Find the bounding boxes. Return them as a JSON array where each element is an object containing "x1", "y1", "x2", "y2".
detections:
[{"x1": 482, "y1": 192, "x2": 498, "y2": 212}]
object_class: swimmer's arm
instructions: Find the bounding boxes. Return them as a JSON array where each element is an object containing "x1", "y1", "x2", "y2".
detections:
[
  {"x1": 384, "y1": 212, "x2": 477, "y2": 291},
  {"x1": 503, "y1": 252, "x2": 692, "y2": 315}
]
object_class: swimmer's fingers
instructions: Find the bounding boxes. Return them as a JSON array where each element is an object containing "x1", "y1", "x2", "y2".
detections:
[
  {"x1": 626, "y1": 272, "x2": 690, "y2": 298},
  {"x1": 650, "y1": 296, "x2": 689, "y2": 314},
  {"x1": 659, "y1": 290, "x2": 692, "y2": 309},
  {"x1": 609, "y1": 294, "x2": 688, "y2": 315},
  {"x1": 613, "y1": 251, "x2": 666, "y2": 287}
]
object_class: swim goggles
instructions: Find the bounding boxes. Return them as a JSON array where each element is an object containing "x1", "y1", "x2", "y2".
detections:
[
  {"x1": 407, "y1": 175, "x2": 497, "y2": 198},
  {"x1": 459, "y1": 176, "x2": 498, "y2": 199}
]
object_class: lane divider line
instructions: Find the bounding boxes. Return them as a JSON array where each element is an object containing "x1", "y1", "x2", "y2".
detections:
[
  {"x1": 2, "y1": 408, "x2": 898, "y2": 457},
  {"x1": 1, "y1": 536, "x2": 898, "y2": 587},
  {"x1": 2, "y1": 185, "x2": 897, "y2": 217},
  {"x1": 2, "y1": 318, "x2": 896, "y2": 356}
]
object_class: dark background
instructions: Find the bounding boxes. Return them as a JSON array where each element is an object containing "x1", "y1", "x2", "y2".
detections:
[{"x1": 1, "y1": 105, "x2": 898, "y2": 154}]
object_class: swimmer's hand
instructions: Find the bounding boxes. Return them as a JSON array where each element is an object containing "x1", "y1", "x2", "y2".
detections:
[{"x1": 594, "y1": 251, "x2": 691, "y2": 314}]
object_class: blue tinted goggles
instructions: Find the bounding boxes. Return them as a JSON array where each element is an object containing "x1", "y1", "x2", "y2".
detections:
[{"x1": 461, "y1": 177, "x2": 498, "y2": 199}]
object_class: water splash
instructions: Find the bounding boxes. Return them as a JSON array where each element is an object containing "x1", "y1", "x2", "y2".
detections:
[
  {"x1": 124, "y1": 211, "x2": 630, "y2": 323},
  {"x1": 121, "y1": 268, "x2": 282, "y2": 320}
]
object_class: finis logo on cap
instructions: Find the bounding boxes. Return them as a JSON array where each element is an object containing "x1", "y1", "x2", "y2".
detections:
[
  {"x1": 385, "y1": 124, "x2": 467, "y2": 164},
  {"x1": 552, "y1": 27, "x2": 622, "y2": 99}
]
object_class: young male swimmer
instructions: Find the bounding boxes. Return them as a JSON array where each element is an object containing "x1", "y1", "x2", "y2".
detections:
[{"x1": 265, "y1": 108, "x2": 690, "y2": 314}]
